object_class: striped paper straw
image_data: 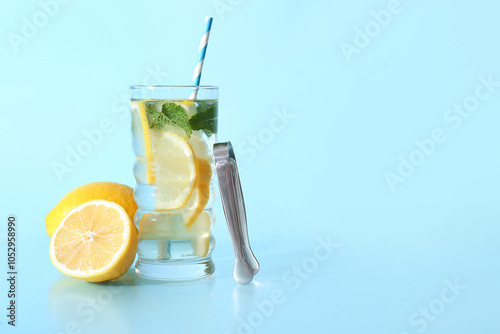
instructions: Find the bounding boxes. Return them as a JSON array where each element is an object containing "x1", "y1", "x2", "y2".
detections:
[{"x1": 189, "y1": 17, "x2": 213, "y2": 100}]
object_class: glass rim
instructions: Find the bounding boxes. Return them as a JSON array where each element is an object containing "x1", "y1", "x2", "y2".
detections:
[{"x1": 130, "y1": 85, "x2": 218, "y2": 89}]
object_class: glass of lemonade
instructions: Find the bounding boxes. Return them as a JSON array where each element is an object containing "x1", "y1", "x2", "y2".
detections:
[{"x1": 130, "y1": 85, "x2": 218, "y2": 281}]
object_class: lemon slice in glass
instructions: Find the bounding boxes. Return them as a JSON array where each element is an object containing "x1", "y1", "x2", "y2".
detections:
[
  {"x1": 150, "y1": 130, "x2": 198, "y2": 210},
  {"x1": 173, "y1": 99, "x2": 197, "y2": 118},
  {"x1": 182, "y1": 157, "x2": 212, "y2": 229}
]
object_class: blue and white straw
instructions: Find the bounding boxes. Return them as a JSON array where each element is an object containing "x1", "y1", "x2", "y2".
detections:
[{"x1": 189, "y1": 17, "x2": 213, "y2": 100}]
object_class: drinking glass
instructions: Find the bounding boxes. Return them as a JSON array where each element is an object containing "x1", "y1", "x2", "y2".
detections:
[{"x1": 130, "y1": 85, "x2": 218, "y2": 281}]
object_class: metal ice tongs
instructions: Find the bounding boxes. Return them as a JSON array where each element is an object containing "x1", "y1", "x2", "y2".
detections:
[{"x1": 214, "y1": 142, "x2": 259, "y2": 284}]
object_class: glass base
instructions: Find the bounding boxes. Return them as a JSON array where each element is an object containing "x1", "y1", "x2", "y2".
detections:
[{"x1": 135, "y1": 258, "x2": 215, "y2": 282}]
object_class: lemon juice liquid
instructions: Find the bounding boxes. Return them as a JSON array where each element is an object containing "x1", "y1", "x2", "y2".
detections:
[{"x1": 130, "y1": 86, "x2": 218, "y2": 281}]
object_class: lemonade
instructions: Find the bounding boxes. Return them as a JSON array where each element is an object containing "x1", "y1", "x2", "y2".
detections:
[{"x1": 130, "y1": 86, "x2": 218, "y2": 280}]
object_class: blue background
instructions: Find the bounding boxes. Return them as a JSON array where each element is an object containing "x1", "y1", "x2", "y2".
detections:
[{"x1": 1, "y1": 0, "x2": 499, "y2": 333}]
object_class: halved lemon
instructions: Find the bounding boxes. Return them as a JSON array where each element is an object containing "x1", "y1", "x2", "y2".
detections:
[
  {"x1": 150, "y1": 130, "x2": 198, "y2": 210},
  {"x1": 45, "y1": 182, "x2": 137, "y2": 238},
  {"x1": 49, "y1": 200, "x2": 138, "y2": 282}
]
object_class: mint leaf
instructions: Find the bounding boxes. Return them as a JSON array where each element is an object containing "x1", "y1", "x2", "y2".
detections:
[
  {"x1": 145, "y1": 102, "x2": 167, "y2": 130},
  {"x1": 190, "y1": 101, "x2": 218, "y2": 137},
  {"x1": 144, "y1": 101, "x2": 193, "y2": 137},
  {"x1": 161, "y1": 102, "x2": 192, "y2": 138}
]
